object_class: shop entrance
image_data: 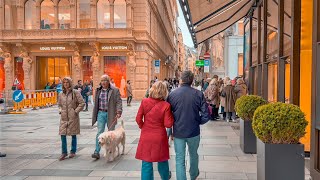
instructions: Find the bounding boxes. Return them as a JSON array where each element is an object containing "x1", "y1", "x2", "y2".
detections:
[
  {"x1": 103, "y1": 56, "x2": 126, "y2": 97},
  {"x1": 36, "y1": 57, "x2": 72, "y2": 90}
]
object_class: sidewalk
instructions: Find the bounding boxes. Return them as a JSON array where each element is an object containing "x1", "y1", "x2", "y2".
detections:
[{"x1": 0, "y1": 101, "x2": 311, "y2": 180}]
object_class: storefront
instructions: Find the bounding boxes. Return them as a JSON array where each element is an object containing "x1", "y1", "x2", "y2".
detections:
[{"x1": 0, "y1": 57, "x2": 4, "y2": 92}]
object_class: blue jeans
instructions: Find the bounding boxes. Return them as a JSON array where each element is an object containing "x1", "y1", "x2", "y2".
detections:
[
  {"x1": 141, "y1": 160, "x2": 169, "y2": 180},
  {"x1": 174, "y1": 135, "x2": 200, "y2": 180},
  {"x1": 95, "y1": 111, "x2": 111, "y2": 153},
  {"x1": 61, "y1": 135, "x2": 77, "y2": 154}
]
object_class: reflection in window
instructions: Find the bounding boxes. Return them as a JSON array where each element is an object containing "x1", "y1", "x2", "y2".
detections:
[
  {"x1": 268, "y1": 63, "x2": 278, "y2": 102},
  {"x1": 238, "y1": 53, "x2": 243, "y2": 76},
  {"x1": 25, "y1": 0, "x2": 36, "y2": 29},
  {"x1": 97, "y1": 0, "x2": 111, "y2": 28},
  {"x1": 58, "y1": 0, "x2": 71, "y2": 29},
  {"x1": 285, "y1": 62, "x2": 290, "y2": 103},
  {"x1": 253, "y1": 67, "x2": 258, "y2": 95},
  {"x1": 283, "y1": 0, "x2": 292, "y2": 57},
  {"x1": 0, "y1": 58, "x2": 5, "y2": 91},
  {"x1": 104, "y1": 56, "x2": 126, "y2": 97},
  {"x1": 78, "y1": 0, "x2": 91, "y2": 28},
  {"x1": 37, "y1": 57, "x2": 72, "y2": 90},
  {"x1": 114, "y1": 0, "x2": 127, "y2": 28},
  {"x1": 83, "y1": 56, "x2": 93, "y2": 83},
  {"x1": 14, "y1": 57, "x2": 24, "y2": 90},
  {"x1": 41, "y1": 0, "x2": 54, "y2": 29},
  {"x1": 5, "y1": 0, "x2": 17, "y2": 29},
  {"x1": 267, "y1": 0, "x2": 279, "y2": 60}
]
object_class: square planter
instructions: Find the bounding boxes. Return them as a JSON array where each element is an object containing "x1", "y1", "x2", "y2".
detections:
[
  {"x1": 240, "y1": 119, "x2": 257, "y2": 153},
  {"x1": 257, "y1": 139, "x2": 305, "y2": 180}
]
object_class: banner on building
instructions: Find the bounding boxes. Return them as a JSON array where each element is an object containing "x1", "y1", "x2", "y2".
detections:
[
  {"x1": 204, "y1": 60, "x2": 210, "y2": 73},
  {"x1": 154, "y1": 60, "x2": 160, "y2": 74}
]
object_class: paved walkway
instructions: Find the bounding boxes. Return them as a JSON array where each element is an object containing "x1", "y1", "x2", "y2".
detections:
[{"x1": 0, "y1": 101, "x2": 311, "y2": 180}]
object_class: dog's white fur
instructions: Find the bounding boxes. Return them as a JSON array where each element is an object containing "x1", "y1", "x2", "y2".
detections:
[{"x1": 98, "y1": 121, "x2": 126, "y2": 162}]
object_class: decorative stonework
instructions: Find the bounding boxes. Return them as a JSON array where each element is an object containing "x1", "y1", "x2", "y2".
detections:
[
  {"x1": 73, "y1": 51, "x2": 82, "y2": 82},
  {"x1": 3, "y1": 52, "x2": 13, "y2": 91},
  {"x1": 19, "y1": 52, "x2": 33, "y2": 90},
  {"x1": 127, "y1": 51, "x2": 137, "y2": 72},
  {"x1": 90, "y1": 51, "x2": 100, "y2": 91}
]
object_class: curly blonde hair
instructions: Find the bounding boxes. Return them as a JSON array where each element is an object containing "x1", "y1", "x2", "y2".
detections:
[{"x1": 149, "y1": 81, "x2": 168, "y2": 100}]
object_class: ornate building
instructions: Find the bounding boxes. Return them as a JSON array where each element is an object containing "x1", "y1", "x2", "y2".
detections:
[{"x1": 0, "y1": 0, "x2": 179, "y2": 99}]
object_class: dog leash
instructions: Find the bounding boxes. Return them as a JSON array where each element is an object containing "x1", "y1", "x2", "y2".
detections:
[{"x1": 108, "y1": 117, "x2": 120, "y2": 129}]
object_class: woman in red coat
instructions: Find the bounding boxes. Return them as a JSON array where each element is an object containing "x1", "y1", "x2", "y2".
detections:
[{"x1": 136, "y1": 81, "x2": 174, "y2": 180}]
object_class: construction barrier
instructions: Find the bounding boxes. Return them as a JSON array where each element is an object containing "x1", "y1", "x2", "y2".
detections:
[{"x1": 13, "y1": 90, "x2": 58, "y2": 110}]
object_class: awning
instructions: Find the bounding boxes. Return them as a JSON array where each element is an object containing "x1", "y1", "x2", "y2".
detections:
[{"x1": 179, "y1": 0, "x2": 255, "y2": 47}]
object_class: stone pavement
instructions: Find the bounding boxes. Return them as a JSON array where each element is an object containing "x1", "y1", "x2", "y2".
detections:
[{"x1": 0, "y1": 101, "x2": 311, "y2": 180}]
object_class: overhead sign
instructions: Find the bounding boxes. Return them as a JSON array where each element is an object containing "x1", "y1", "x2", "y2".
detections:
[
  {"x1": 101, "y1": 45, "x2": 128, "y2": 50},
  {"x1": 154, "y1": 60, "x2": 160, "y2": 73},
  {"x1": 13, "y1": 90, "x2": 23, "y2": 103},
  {"x1": 204, "y1": 60, "x2": 210, "y2": 73},
  {"x1": 195, "y1": 60, "x2": 204, "y2": 67}
]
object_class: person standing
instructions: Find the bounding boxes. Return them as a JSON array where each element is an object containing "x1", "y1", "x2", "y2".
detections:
[
  {"x1": 167, "y1": 71, "x2": 210, "y2": 180},
  {"x1": 126, "y1": 80, "x2": 133, "y2": 106},
  {"x1": 220, "y1": 77, "x2": 231, "y2": 120},
  {"x1": 136, "y1": 81, "x2": 174, "y2": 180},
  {"x1": 145, "y1": 80, "x2": 155, "y2": 98},
  {"x1": 222, "y1": 80, "x2": 237, "y2": 122},
  {"x1": 58, "y1": 77, "x2": 85, "y2": 161},
  {"x1": 91, "y1": 75, "x2": 123, "y2": 159},
  {"x1": 204, "y1": 78, "x2": 220, "y2": 120},
  {"x1": 74, "y1": 80, "x2": 83, "y2": 92},
  {"x1": 234, "y1": 78, "x2": 248, "y2": 100},
  {"x1": 82, "y1": 81, "x2": 90, "y2": 111}
]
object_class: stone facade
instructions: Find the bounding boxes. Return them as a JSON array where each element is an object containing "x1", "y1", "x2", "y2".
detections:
[{"x1": 0, "y1": 0, "x2": 179, "y2": 99}]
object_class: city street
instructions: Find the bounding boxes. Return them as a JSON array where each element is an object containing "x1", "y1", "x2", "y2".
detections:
[{"x1": 0, "y1": 101, "x2": 311, "y2": 180}]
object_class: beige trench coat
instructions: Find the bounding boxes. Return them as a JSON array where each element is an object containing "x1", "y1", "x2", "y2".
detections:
[{"x1": 58, "y1": 90, "x2": 85, "y2": 135}]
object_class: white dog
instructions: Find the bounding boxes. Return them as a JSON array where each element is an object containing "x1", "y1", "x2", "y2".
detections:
[{"x1": 98, "y1": 121, "x2": 126, "y2": 162}]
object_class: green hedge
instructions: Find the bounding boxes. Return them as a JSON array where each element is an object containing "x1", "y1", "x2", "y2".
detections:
[
  {"x1": 235, "y1": 95, "x2": 267, "y2": 121},
  {"x1": 252, "y1": 102, "x2": 308, "y2": 144}
]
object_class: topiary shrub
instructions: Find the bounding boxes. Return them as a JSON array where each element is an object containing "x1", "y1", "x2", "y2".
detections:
[
  {"x1": 252, "y1": 102, "x2": 308, "y2": 144},
  {"x1": 235, "y1": 95, "x2": 268, "y2": 121}
]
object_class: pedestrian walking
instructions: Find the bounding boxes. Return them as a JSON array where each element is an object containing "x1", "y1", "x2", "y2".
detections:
[
  {"x1": 91, "y1": 74, "x2": 123, "y2": 159},
  {"x1": 221, "y1": 80, "x2": 237, "y2": 122},
  {"x1": 167, "y1": 70, "x2": 210, "y2": 180},
  {"x1": 82, "y1": 81, "x2": 90, "y2": 111},
  {"x1": 145, "y1": 80, "x2": 155, "y2": 98},
  {"x1": 58, "y1": 77, "x2": 85, "y2": 161},
  {"x1": 126, "y1": 80, "x2": 133, "y2": 106},
  {"x1": 136, "y1": 81, "x2": 174, "y2": 180},
  {"x1": 204, "y1": 78, "x2": 220, "y2": 120}
]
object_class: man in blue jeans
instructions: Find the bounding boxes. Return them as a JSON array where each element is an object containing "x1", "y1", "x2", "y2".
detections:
[
  {"x1": 91, "y1": 74, "x2": 123, "y2": 159},
  {"x1": 167, "y1": 71, "x2": 210, "y2": 180}
]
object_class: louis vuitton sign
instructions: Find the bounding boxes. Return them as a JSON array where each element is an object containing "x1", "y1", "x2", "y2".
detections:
[
  {"x1": 101, "y1": 45, "x2": 128, "y2": 51},
  {"x1": 40, "y1": 46, "x2": 66, "y2": 51}
]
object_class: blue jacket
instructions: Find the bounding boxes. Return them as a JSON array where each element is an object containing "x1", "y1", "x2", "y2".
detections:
[{"x1": 167, "y1": 84, "x2": 210, "y2": 138}]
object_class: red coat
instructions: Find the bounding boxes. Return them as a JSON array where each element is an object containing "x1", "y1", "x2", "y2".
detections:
[{"x1": 135, "y1": 98, "x2": 174, "y2": 162}]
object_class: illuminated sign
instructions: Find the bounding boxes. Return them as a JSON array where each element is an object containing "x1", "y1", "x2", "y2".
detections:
[
  {"x1": 101, "y1": 45, "x2": 128, "y2": 50},
  {"x1": 40, "y1": 47, "x2": 66, "y2": 51}
]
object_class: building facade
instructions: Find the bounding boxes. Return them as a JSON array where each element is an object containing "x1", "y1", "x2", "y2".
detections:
[
  {"x1": 0, "y1": 0, "x2": 179, "y2": 99},
  {"x1": 176, "y1": 29, "x2": 184, "y2": 78}
]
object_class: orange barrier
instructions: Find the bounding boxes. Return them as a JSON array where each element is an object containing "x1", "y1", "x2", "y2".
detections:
[{"x1": 13, "y1": 91, "x2": 57, "y2": 110}]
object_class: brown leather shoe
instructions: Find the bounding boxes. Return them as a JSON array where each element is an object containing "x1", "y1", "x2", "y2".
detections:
[
  {"x1": 91, "y1": 153, "x2": 100, "y2": 159},
  {"x1": 59, "y1": 154, "x2": 68, "y2": 161},
  {"x1": 69, "y1": 153, "x2": 76, "y2": 158}
]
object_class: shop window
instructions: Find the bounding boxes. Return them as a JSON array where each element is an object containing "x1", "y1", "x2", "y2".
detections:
[
  {"x1": 252, "y1": 18, "x2": 258, "y2": 65},
  {"x1": 253, "y1": 67, "x2": 258, "y2": 95},
  {"x1": 82, "y1": 56, "x2": 92, "y2": 83},
  {"x1": 104, "y1": 56, "x2": 126, "y2": 97},
  {"x1": 0, "y1": 58, "x2": 5, "y2": 91},
  {"x1": 285, "y1": 61, "x2": 290, "y2": 103},
  {"x1": 14, "y1": 57, "x2": 24, "y2": 90},
  {"x1": 36, "y1": 57, "x2": 71, "y2": 90},
  {"x1": 78, "y1": 0, "x2": 91, "y2": 28},
  {"x1": 4, "y1": 0, "x2": 17, "y2": 30},
  {"x1": 58, "y1": 0, "x2": 71, "y2": 29},
  {"x1": 267, "y1": 0, "x2": 279, "y2": 61},
  {"x1": 267, "y1": 63, "x2": 278, "y2": 102},
  {"x1": 283, "y1": 0, "x2": 292, "y2": 57},
  {"x1": 114, "y1": 0, "x2": 126, "y2": 28},
  {"x1": 25, "y1": 0, "x2": 36, "y2": 29},
  {"x1": 238, "y1": 53, "x2": 243, "y2": 76},
  {"x1": 260, "y1": 4, "x2": 264, "y2": 62},
  {"x1": 41, "y1": 0, "x2": 54, "y2": 29},
  {"x1": 238, "y1": 21, "x2": 244, "y2": 36},
  {"x1": 97, "y1": 0, "x2": 111, "y2": 28}
]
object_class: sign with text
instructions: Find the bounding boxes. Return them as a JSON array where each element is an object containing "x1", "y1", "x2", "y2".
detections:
[
  {"x1": 195, "y1": 60, "x2": 204, "y2": 67},
  {"x1": 154, "y1": 60, "x2": 160, "y2": 73},
  {"x1": 204, "y1": 59, "x2": 210, "y2": 73},
  {"x1": 101, "y1": 45, "x2": 128, "y2": 50},
  {"x1": 40, "y1": 47, "x2": 66, "y2": 51}
]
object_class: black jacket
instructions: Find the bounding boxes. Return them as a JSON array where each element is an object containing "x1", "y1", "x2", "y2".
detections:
[{"x1": 167, "y1": 84, "x2": 210, "y2": 138}]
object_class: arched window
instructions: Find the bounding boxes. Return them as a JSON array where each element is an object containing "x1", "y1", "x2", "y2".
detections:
[
  {"x1": 25, "y1": 0, "x2": 36, "y2": 29},
  {"x1": 41, "y1": 0, "x2": 54, "y2": 29},
  {"x1": 114, "y1": 0, "x2": 126, "y2": 28},
  {"x1": 4, "y1": 0, "x2": 17, "y2": 29},
  {"x1": 58, "y1": 0, "x2": 71, "y2": 29},
  {"x1": 97, "y1": 0, "x2": 110, "y2": 28},
  {"x1": 78, "y1": 0, "x2": 91, "y2": 28}
]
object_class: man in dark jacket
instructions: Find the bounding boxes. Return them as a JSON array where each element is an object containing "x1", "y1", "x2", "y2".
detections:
[{"x1": 167, "y1": 70, "x2": 210, "y2": 180}]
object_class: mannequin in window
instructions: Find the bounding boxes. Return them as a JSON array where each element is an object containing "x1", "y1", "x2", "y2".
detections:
[{"x1": 120, "y1": 76, "x2": 126, "y2": 97}]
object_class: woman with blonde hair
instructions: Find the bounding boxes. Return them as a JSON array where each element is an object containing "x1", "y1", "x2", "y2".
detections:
[
  {"x1": 204, "y1": 78, "x2": 220, "y2": 120},
  {"x1": 234, "y1": 78, "x2": 248, "y2": 100},
  {"x1": 136, "y1": 81, "x2": 174, "y2": 180},
  {"x1": 58, "y1": 77, "x2": 85, "y2": 161},
  {"x1": 220, "y1": 76, "x2": 230, "y2": 120},
  {"x1": 221, "y1": 80, "x2": 237, "y2": 122}
]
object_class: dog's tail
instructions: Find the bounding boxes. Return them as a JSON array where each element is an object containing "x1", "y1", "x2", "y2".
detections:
[{"x1": 121, "y1": 120, "x2": 124, "y2": 129}]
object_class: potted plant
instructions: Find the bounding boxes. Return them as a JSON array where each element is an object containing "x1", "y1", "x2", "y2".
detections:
[
  {"x1": 252, "y1": 102, "x2": 308, "y2": 180},
  {"x1": 235, "y1": 95, "x2": 267, "y2": 153}
]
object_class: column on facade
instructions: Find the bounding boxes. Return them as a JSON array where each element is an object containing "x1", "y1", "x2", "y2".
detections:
[
  {"x1": 19, "y1": 52, "x2": 33, "y2": 90},
  {"x1": 90, "y1": 0, "x2": 97, "y2": 28},
  {"x1": 0, "y1": 0, "x2": 4, "y2": 29},
  {"x1": 16, "y1": 1, "x2": 24, "y2": 29},
  {"x1": 110, "y1": 0, "x2": 114, "y2": 28},
  {"x1": 126, "y1": 0, "x2": 132, "y2": 29},
  {"x1": 54, "y1": 0, "x2": 59, "y2": 29},
  {"x1": 91, "y1": 51, "x2": 101, "y2": 91},
  {"x1": 72, "y1": 51, "x2": 82, "y2": 82},
  {"x1": 35, "y1": 1, "x2": 41, "y2": 29},
  {"x1": 70, "y1": 0, "x2": 76, "y2": 28},
  {"x1": 133, "y1": 50, "x2": 149, "y2": 98},
  {"x1": 2, "y1": 52, "x2": 13, "y2": 91},
  {"x1": 127, "y1": 51, "x2": 137, "y2": 96}
]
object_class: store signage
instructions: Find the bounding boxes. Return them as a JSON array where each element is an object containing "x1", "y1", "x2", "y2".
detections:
[
  {"x1": 204, "y1": 59, "x2": 210, "y2": 73},
  {"x1": 154, "y1": 60, "x2": 160, "y2": 73},
  {"x1": 101, "y1": 45, "x2": 128, "y2": 50},
  {"x1": 40, "y1": 46, "x2": 66, "y2": 51},
  {"x1": 195, "y1": 60, "x2": 204, "y2": 67}
]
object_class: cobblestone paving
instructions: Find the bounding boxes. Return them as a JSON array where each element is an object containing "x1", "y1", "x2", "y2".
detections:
[{"x1": 0, "y1": 101, "x2": 311, "y2": 180}]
